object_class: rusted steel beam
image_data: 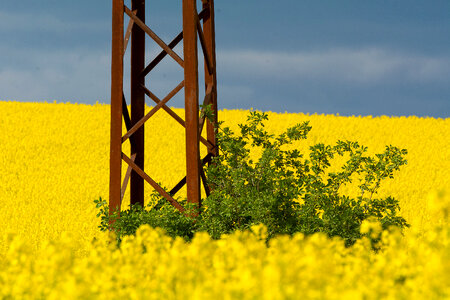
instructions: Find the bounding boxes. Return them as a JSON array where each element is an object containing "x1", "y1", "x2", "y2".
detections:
[
  {"x1": 140, "y1": 84, "x2": 215, "y2": 151},
  {"x1": 200, "y1": 165, "x2": 210, "y2": 197},
  {"x1": 122, "y1": 152, "x2": 185, "y2": 213},
  {"x1": 123, "y1": 9, "x2": 137, "y2": 54},
  {"x1": 198, "y1": 83, "x2": 213, "y2": 135},
  {"x1": 122, "y1": 93, "x2": 137, "y2": 151},
  {"x1": 169, "y1": 153, "x2": 213, "y2": 196},
  {"x1": 122, "y1": 93, "x2": 132, "y2": 132},
  {"x1": 124, "y1": 5, "x2": 185, "y2": 68},
  {"x1": 130, "y1": 0, "x2": 146, "y2": 207},
  {"x1": 141, "y1": 31, "x2": 183, "y2": 78},
  {"x1": 140, "y1": 7, "x2": 209, "y2": 79},
  {"x1": 122, "y1": 81, "x2": 185, "y2": 143},
  {"x1": 196, "y1": 18, "x2": 213, "y2": 76},
  {"x1": 198, "y1": 6, "x2": 209, "y2": 22},
  {"x1": 183, "y1": 0, "x2": 201, "y2": 205},
  {"x1": 202, "y1": 0, "x2": 218, "y2": 158},
  {"x1": 141, "y1": 83, "x2": 185, "y2": 124},
  {"x1": 121, "y1": 153, "x2": 137, "y2": 203},
  {"x1": 169, "y1": 177, "x2": 186, "y2": 196},
  {"x1": 110, "y1": 0, "x2": 124, "y2": 220},
  {"x1": 111, "y1": 0, "x2": 219, "y2": 217}
]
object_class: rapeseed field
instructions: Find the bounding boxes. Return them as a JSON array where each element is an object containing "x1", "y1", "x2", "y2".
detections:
[{"x1": 0, "y1": 100, "x2": 448, "y2": 299}]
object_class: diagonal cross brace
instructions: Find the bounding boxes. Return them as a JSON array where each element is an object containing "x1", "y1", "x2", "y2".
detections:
[
  {"x1": 110, "y1": 0, "x2": 218, "y2": 217},
  {"x1": 123, "y1": 9, "x2": 137, "y2": 54},
  {"x1": 196, "y1": 18, "x2": 213, "y2": 76},
  {"x1": 121, "y1": 153, "x2": 136, "y2": 204},
  {"x1": 169, "y1": 153, "x2": 213, "y2": 196},
  {"x1": 139, "y1": 84, "x2": 215, "y2": 151},
  {"x1": 124, "y1": 5, "x2": 185, "y2": 68},
  {"x1": 140, "y1": 7, "x2": 210, "y2": 78},
  {"x1": 121, "y1": 81, "x2": 185, "y2": 144},
  {"x1": 122, "y1": 152, "x2": 185, "y2": 213}
]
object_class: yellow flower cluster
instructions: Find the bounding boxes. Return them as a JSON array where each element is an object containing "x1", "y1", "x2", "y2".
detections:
[
  {"x1": 1, "y1": 221, "x2": 449, "y2": 299},
  {"x1": 0, "y1": 100, "x2": 448, "y2": 298}
]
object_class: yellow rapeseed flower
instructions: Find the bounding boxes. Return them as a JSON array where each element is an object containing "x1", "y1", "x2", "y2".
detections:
[{"x1": 0, "y1": 100, "x2": 448, "y2": 299}]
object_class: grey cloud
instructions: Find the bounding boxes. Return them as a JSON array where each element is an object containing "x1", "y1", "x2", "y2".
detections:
[
  {"x1": 0, "y1": 10, "x2": 108, "y2": 33},
  {"x1": 218, "y1": 48, "x2": 450, "y2": 84},
  {"x1": 0, "y1": 47, "x2": 110, "y2": 103},
  {"x1": 0, "y1": 45, "x2": 185, "y2": 104}
]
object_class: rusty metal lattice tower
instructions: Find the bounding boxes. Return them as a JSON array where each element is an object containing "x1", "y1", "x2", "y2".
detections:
[{"x1": 110, "y1": 0, "x2": 218, "y2": 217}]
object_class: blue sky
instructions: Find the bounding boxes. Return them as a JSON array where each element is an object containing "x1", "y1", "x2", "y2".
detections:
[{"x1": 1, "y1": 1, "x2": 449, "y2": 118}]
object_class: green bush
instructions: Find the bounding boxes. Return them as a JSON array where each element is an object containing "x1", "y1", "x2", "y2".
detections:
[{"x1": 95, "y1": 111, "x2": 409, "y2": 247}]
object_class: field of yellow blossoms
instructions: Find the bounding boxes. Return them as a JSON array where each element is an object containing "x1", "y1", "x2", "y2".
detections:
[{"x1": 0, "y1": 100, "x2": 449, "y2": 299}]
